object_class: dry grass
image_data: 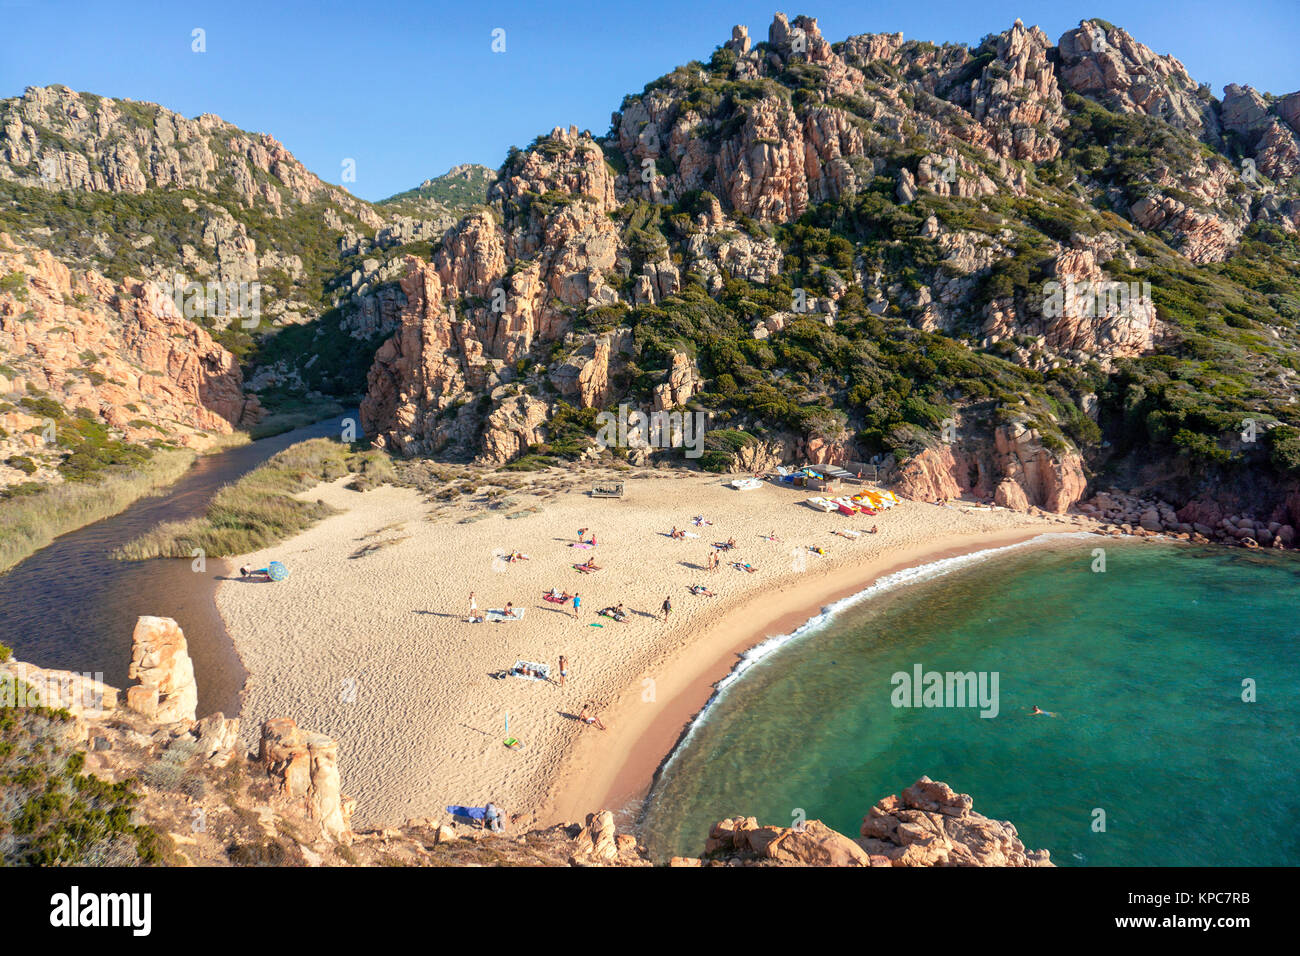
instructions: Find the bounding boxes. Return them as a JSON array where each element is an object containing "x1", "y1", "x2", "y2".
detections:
[
  {"x1": 113, "y1": 438, "x2": 396, "y2": 560},
  {"x1": 0, "y1": 447, "x2": 197, "y2": 574},
  {"x1": 349, "y1": 536, "x2": 410, "y2": 559}
]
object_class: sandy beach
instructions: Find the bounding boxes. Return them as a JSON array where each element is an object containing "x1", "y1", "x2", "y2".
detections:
[{"x1": 215, "y1": 468, "x2": 1095, "y2": 830}]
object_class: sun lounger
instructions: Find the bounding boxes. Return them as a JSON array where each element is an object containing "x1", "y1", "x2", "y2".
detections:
[{"x1": 805, "y1": 497, "x2": 837, "y2": 512}]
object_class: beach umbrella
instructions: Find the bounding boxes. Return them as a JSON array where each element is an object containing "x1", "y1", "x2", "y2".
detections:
[{"x1": 267, "y1": 560, "x2": 289, "y2": 582}]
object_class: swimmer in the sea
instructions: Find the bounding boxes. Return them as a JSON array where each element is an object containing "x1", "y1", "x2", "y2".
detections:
[{"x1": 1030, "y1": 705, "x2": 1057, "y2": 716}]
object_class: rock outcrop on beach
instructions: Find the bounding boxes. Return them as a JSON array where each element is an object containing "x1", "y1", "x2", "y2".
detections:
[
  {"x1": 892, "y1": 417, "x2": 1088, "y2": 514},
  {"x1": 692, "y1": 776, "x2": 1051, "y2": 867},
  {"x1": 1079, "y1": 487, "x2": 1297, "y2": 549},
  {"x1": 0, "y1": 621, "x2": 356, "y2": 865},
  {"x1": 125, "y1": 616, "x2": 199, "y2": 725},
  {"x1": 258, "y1": 717, "x2": 354, "y2": 844}
]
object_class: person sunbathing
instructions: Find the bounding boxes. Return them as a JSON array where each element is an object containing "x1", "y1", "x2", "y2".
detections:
[
  {"x1": 669, "y1": 526, "x2": 685, "y2": 540},
  {"x1": 599, "y1": 605, "x2": 627, "y2": 622},
  {"x1": 732, "y1": 561, "x2": 756, "y2": 573},
  {"x1": 578, "y1": 704, "x2": 607, "y2": 730},
  {"x1": 727, "y1": 537, "x2": 736, "y2": 549},
  {"x1": 578, "y1": 558, "x2": 601, "y2": 571},
  {"x1": 692, "y1": 515, "x2": 711, "y2": 526},
  {"x1": 689, "y1": 585, "x2": 716, "y2": 597},
  {"x1": 507, "y1": 550, "x2": 529, "y2": 562},
  {"x1": 869, "y1": 525, "x2": 879, "y2": 534},
  {"x1": 763, "y1": 530, "x2": 780, "y2": 542}
]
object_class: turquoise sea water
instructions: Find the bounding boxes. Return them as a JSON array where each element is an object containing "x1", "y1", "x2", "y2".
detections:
[{"x1": 640, "y1": 539, "x2": 1300, "y2": 865}]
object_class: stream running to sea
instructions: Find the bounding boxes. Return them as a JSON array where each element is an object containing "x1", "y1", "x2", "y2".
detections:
[{"x1": 0, "y1": 413, "x2": 356, "y2": 717}]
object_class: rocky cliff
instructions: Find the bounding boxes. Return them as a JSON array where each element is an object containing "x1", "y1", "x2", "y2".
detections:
[
  {"x1": 0, "y1": 232, "x2": 260, "y2": 490},
  {"x1": 6, "y1": 13, "x2": 1300, "y2": 527},
  {"x1": 0, "y1": 85, "x2": 459, "y2": 410},
  {"x1": 352, "y1": 11, "x2": 1300, "y2": 530}
]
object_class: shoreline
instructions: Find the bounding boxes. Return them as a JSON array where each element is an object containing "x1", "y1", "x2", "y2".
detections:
[
  {"x1": 535, "y1": 525, "x2": 1087, "y2": 828},
  {"x1": 213, "y1": 468, "x2": 1103, "y2": 831}
]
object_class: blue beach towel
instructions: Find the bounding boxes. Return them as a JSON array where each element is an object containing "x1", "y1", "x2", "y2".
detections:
[{"x1": 446, "y1": 805, "x2": 487, "y2": 821}]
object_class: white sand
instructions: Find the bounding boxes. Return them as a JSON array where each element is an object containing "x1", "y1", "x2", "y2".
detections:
[{"x1": 216, "y1": 469, "x2": 1092, "y2": 829}]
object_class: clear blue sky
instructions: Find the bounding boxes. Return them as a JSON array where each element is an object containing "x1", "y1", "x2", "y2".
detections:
[{"x1": 1, "y1": 0, "x2": 1296, "y2": 201}]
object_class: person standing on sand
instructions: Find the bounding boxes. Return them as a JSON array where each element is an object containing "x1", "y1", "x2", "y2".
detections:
[
  {"x1": 559, "y1": 655, "x2": 568, "y2": 686},
  {"x1": 577, "y1": 528, "x2": 588, "y2": 543},
  {"x1": 468, "y1": 591, "x2": 477, "y2": 623},
  {"x1": 572, "y1": 592, "x2": 581, "y2": 620},
  {"x1": 661, "y1": 595, "x2": 672, "y2": 622}
]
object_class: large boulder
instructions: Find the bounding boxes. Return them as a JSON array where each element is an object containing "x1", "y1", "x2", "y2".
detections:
[
  {"x1": 859, "y1": 776, "x2": 1053, "y2": 866},
  {"x1": 258, "y1": 717, "x2": 353, "y2": 844},
  {"x1": 125, "y1": 616, "x2": 197, "y2": 724}
]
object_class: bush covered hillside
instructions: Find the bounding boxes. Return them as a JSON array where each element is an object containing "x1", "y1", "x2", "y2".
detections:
[
  {"x1": 0, "y1": 85, "x2": 476, "y2": 403},
  {"x1": 3, "y1": 14, "x2": 1300, "y2": 523},
  {"x1": 356, "y1": 13, "x2": 1300, "y2": 520},
  {"x1": 374, "y1": 163, "x2": 495, "y2": 220}
]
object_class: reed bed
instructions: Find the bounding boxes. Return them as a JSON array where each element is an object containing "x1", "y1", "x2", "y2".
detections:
[
  {"x1": 0, "y1": 448, "x2": 197, "y2": 574},
  {"x1": 113, "y1": 438, "x2": 394, "y2": 560}
]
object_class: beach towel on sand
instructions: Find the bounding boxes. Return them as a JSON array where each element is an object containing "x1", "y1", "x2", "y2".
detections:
[
  {"x1": 446, "y1": 805, "x2": 487, "y2": 821},
  {"x1": 485, "y1": 608, "x2": 526, "y2": 622}
]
